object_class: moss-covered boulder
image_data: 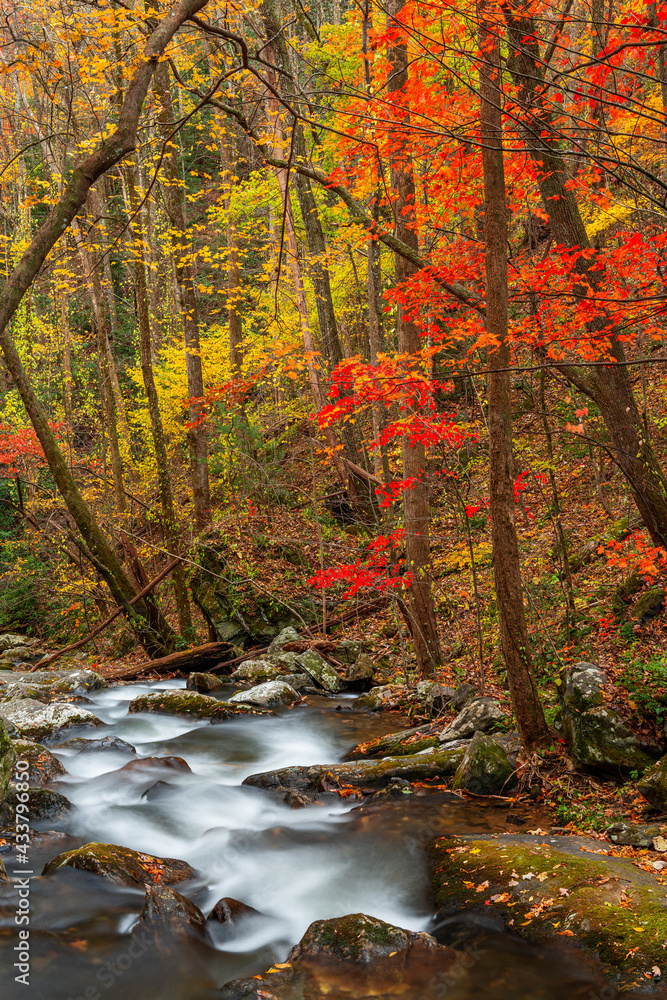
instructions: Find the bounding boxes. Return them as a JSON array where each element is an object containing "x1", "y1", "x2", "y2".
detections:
[
  {"x1": 429, "y1": 833, "x2": 667, "y2": 982},
  {"x1": 559, "y1": 662, "x2": 656, "y2": 775},
  {"x1": 5, "y1": 785, "x2": 70, "y2": 820},
  {"x1": 633, "y1": 587, "x2": 667, "y2": 623},
  {"x1": 0, "y1": 699, "x2": 105, "y2": 743},
  {"x1": 185, "y1": 672, "x2": 224, "y2": 693},
  {"x1": 638, "y1": 755, "x2": 667, "y2": 811},
  {"x1": 42, "y1": 842, "x2": 195, "y2": 886},
  {"x1": 243, "y1": 744, "x2": 467, "y2": 794},
  {"x1": 353, "y1": 685, "x2": 401, "y2": 712},
  {"x1": 137, "y1": 885, "x2": 211, "y2": 945},
  {"x1": 290, "y1": 913, "x2": 438, "y2": 964},
  {"x1": 280, "y1": 672, "x2": 314, "y2": 691},
  {"x1": 187, "y1": 531, "x2": 313, "y2": 649},
  {"x1": 606, "y1": 821, "x2": 662, "y2": 848},
  {"x1": 295, "y1": 649, "x2": 346, "y2": 693},
  {"x1": 0, "y1": 633, "x2": 29, "y2": 651},
  {"x1": 0, "y1": 718, "x2": 16, "y2": 802},
  {"x1": 228, "y1": 680, "x2": 300, "y2": 708},
  {"x1": 10, "y1": 739, "x2": 66, "y2": 785},
  {"x1": 127, "y1": 690, "x2": 270, "y2": 720},
  {"x1": 450, "y1": 732, "x2": 516, "y2": 795},
  {"x1": 268, "y1": 627, "x2": 301, "y2": 655},
  {"x1": 229, "y1": 659, "x2": 283, "y2": 685}
]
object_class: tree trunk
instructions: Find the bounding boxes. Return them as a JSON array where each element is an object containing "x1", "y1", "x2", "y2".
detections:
[
  {"x1": 219, "y1": 131, "x2": 244, "y2": 372},
  {"x1": 0, "y1": 0, "x2": 209, "y2": 655},
  {"x1": 124, "y1": 158, "x2": 195, "y2": 640},
  {"x1": 386, "y1": 0, "x2": 442, "y2": 675},
  {"x1": 154, "y1": 60, "x2": 211, "y2": 531},
  {"x1": 479, "y1": 0, "x2": 549, "y2": 749}
]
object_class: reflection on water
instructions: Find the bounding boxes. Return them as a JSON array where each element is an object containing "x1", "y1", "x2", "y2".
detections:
[{"x1": 0, "y1": 679, "x2": 641, "y2": 999}]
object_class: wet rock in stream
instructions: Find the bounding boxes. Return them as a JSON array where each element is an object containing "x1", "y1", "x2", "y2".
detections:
[
  {"x1": 0, "y1": 718, "x2": 15, "y2": 802},
  {"x1": 186, "y1": 671, "x2": 226, "y2": 693},
  {"x1": 229, "y1": 680, "x2": 301, "y2": 708},
  {"x1": 0, "y1": 698, "x2": 105, "y2": 742},
  {"x1": 137, "y1": 884, "x2": 211, "y2": 945},
  {"x1": 207, "y1": 896, "x2": 265, "y2": 927},
  {"x1": 10, "y1": 739, "x2": 66, "y2": 785},
  {"x1": 42, "y1": 842, "x2": 196, "y2": 886},
  {"x1": 0, "y1": 668, "x2": 107, "y2": 704},
  {"x1": 127, "y1": 689, "x2": 272, "y2": 720},
  {"x1": 55, "y1": 734, "x2": 137, "y2": 754},
  {"x1": 450, "y1": 732, "x2": 517, "y2": 796}
]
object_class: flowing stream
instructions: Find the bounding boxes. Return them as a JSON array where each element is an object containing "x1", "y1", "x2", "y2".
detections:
[{"x1": 0, "y1": 679, "x2": 631, "y2": 1000}]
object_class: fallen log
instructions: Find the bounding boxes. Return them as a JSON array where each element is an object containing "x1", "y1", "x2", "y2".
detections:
[
  {"x1": 32, "y1": 558, "x2": 181, "y2": 671},
  {"x1": 106, "y1": 642, "x2": 235, "y2": 681}
]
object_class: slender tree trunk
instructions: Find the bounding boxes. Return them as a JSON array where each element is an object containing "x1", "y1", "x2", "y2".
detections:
[
  {"x1": 124, "y1": 159, "x2": 195, "y2": 640},
  {"x1": 154, "y1": 61, "x2": 211, "y2": 531},
  {"x1": 219, "y1": 132, "x2": 244, "y2": 372},
  {"x1": 386, "y1": 0, "x2": 442, "y2": 675},
  {"x1": 479, "y1": 1, "x2": 548, "y2": 749}
]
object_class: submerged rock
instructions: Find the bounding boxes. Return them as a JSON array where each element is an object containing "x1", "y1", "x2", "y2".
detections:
[
  {"x1": 137, "y1": 885, "x2": 210, "y2": 944},
  {"x1": 10, "y1": 739, "x2": 66, "y2": 785},
  {"x1": 186, "y1": 672, "x2": 225, "y2": 693},
  {"x1": 207, "y1": 897, "x2": 264, "y2": 926},
  {"x1": 560, "y1": 662, "x2": 656, "y2": 775},
  {"x1": 42, "y1": 842, "x2": 195, "y2": 886},
  {"x1": 0, "y1": 699, "x2": 105, "y2": 743},
  {"x1": 228, "y1": 681, "x2": 300, "y2": 708},
  {"x1": 127, "y1": 690, "x2": 270, "y2": 721},
  {"x1": 438, "y1": 697, "x2": 507, "y2": 743},
  {"x1": 55, "y1": 735, "x2": 136, "y2": 754},
  {"x1": 450, "y1": 732, "x2": 516, "y2": 795},
  {"x1": 243, "y1": 744, "x2": 467, "y2": 794},
  {"x1": 295, "y1": 649, "x2": 346, "y2": 693}
]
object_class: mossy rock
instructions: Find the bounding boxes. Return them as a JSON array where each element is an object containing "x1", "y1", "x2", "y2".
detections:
[
  {"x1": 10, "y1": 739, "x2": 66, "y2": 785},
  {"x1": 6, "y1": 785, "x2": 70, "y2": 820},
  {"x1": 289, "y1": 913, "x2": 437, "y2": 964},
  {"x1": 228, "y1": 680, "x2": 300, "y2": 708},
  {"x1": 450, "y1": 732, "x2": 516, "y2": 795},
  {"x1": 230, "y1": 659, "x2": 284, "y2": 684},
  {"x1": 638, "y1": 755, "x2": 667, "y2": 811},
  {"x1": 185, "y1": 672, "x2": 224, "y2": 693},
  {"x1": 127, "y1": 690, "x2": 271, "y2": 720},
  {"x1": 345, "y1": 724, "x2": 440, "y2": 760},
  {"x1": 429, "y1": 833, "x2": 667, "y2": 981},
  {"x1": 295, "y1": 649, "x2": 346, "y2": 693},
  {"x1": 0, "y1": 718, "x2": 15, "y2": 802},
  {"x1": 42, "y1": 842, "x2": 195, "y2": 887},
  {"x1": 565, "y1": 705, "x2": 655, "y2": 775},
  {"x1": 611, "y1": 572, "x2": 643, "y2": 617},
  {"x1": 633, "y1": 587, "x2": 666, "y2": 623},
  {"x1": 0, "y1": 669, "x2": 106, "y2": 704},
  {"x1": 243, "y1": 744, "x2": 467, "y2": 793}
]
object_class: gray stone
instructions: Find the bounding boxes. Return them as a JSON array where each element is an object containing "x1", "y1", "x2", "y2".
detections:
[
  {"x1": 268, "y1": 627, "x2": 301, "y2": 656},
  {"x1": 296, "y1": 649, "x2": 346, "y2": 693},
  {"x1": 333, "y1": 640, "x2": 366, "y2": 665},
  {"x1": 417, "y1": 681, "x2": 455, "y2": 716},
  {"x1": 280, "y1": 672, "x2": 314, "y2": 691},
  {"x1": 266, "y1": 650, "x2": 301, "y2": 671},
  {"x1": 0, "y1": 633, "x2": 29, "y2": 652},
  {"x1": 451, "y1": 732, "x2": 516, "y2": 795},
  {"x1": 438, "y1": 697, "x2": 506, "y2": 743},
  {"x1": 0, "y1": 669, "x2": 106, "y2": 704},
  {"x1": 55, "y1": 735, "x2": 136, "y2": 754},
  {"x1": 606, "y1": 822, "x2": 662, "y2": 847},
  {"x1": 345, "y1": 653, "x2": 375, "y2": 690},
  {"x1": 353, "y1": 685, "x2": 400, "y2": 712},
  {"x1": 563, "y1": 662, "x2": 607, "y2": 713},
  {"x1": 228, "y1": 680, "x2": 300, "y2": 708},
  {"x1": 451, "y1": 682, "x2": 478, "y2": 711},
  {"x1": 230, "y1": 659, "x2": 283, "y2": 684},
  {"x1": 0, "y1": 699, "x2": 105, "y2": 743}
]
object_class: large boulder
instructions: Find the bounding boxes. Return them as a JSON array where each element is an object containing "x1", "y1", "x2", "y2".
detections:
[
  {"x1": 0, "y1": 669, "x2": 106, "y2": 704},
  {"x1": 606, "y1": 822, "x2": 663, "y2": 847},
  {"x1": 0, "y1": 699, "x2": 105, "y2": 743},
  {"x1": 10, "y1": 739, "x2": 66, "y2": 785},
  {"x1": 43, "y1": 842, "x2": 195, "y2": 886},
  {"x1": 280, "y1": 672, "x2": 314, "y2": 691},
  {"x1": 638, "y1": 756, "x2": 667, "y2": 812},
  {"x1": 127, "y1": 690, "x2": 270, "y2": 720},
  {"x1": 0, "y1": 633, "x2": 29, "y2": 652},
  {"x1": 0, "y1": 718, "x2": 15, "y2": 802},
  {"x1": 295, "y1": 649, "x2": 346, "y2": 693},
  {"x1": 451, "y1": 732, "x2": 516, "y2": 795},
  {"x1": 290, "y1": 913, "x2": 438, "y2": 964},
  {"x1": 267, "y1": 627, "x2": 301, "y2": 656},
  {"x1": 5, "y1": 784, "x2": 70, "y2": 820},
  {"x1": 188, "y1": 531, "x2": 313, "y2": 649},
  {"x1": 438, "y1": 697, "x2": 507, "y2": 743},
  {"x1": 228, "y1": 681, "x2": 300, "y2": 708},
  {"x1": 353, "y1": 685, "x2": 401, "y2": 712},
  {"x1": 560, "y1": 662, "x2": 657, "y2": 775}
]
